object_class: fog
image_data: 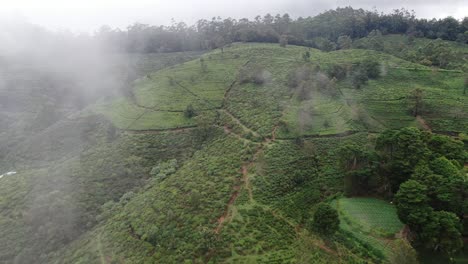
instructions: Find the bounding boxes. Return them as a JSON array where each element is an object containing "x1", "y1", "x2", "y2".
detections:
[{"x1": 1, "y1": 0, "x2": 466, "y2": 32}]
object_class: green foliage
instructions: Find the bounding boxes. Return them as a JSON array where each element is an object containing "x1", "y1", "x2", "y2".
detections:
[
  {"x1": 312, "y1": 37, "x2": 337, "y2": 52},
  {"x1": 356, "y1": 30, "x2": 384, "y2": 51},
  {"x1": 337, "y1": 35, "x2": 352, "y2": 50},
  {"x1": 183, "y1": 104, "x2": 196, "y2": 118},
  {"x1": 149, "y1": 159, "x2": 178, "y2": 181},
  {"x1": 337, "y1": 142, "x2": 378, "y2": 196},
  {"x1": 2, "y1": 36, "x2": 468, "y2": 263},
  {"x1": 354, "y1": 34, "x2": 468, "y2": 70},
  {"x1": 395, "y1": 180, "x2": 432, "y2": 226},
  {"x1": 407, "y1": 88, "x2": 424, "y2": 116},
  {"x1": 302, "y1": 50, "x2": 311, "y2": 61},
  {"x1": 279, "y1": 35, "x2": 288, "y2": 47},
  {"x1": 310, "y1": 203, "x2": 339, "y2": 236},
  {"x1": 237, "y1": 64, "x2": 267, "y2": 85},
  {"x1": 326, "y1": 64, "x2": 348, "y2": 80},
  {"x1": 428, "y1": 134, "x2": 466, "y2": 164},
  {"x1": 419, "y1": 211, "x2": 463, "y2": 254},
  {"x1": 359, "y1": 59, "x2": 381, "y2": 79},
  {"x1": 389, "y1": 239, "x2": 419, "y2": 264},
  {"x1": 408, "y1": 39, "x2": 458, "y2": 68},
  {"x1": 334, "y1": 197, "x2": 404, "y2": 261}
]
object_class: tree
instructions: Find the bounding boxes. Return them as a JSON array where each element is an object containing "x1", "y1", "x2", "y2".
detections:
[
  {"x1": 338, "y1": 142, "x2": 378, "y2": 196},
  {"x1": 326, "y1": 64, "x2": 348, "y2": 80},
  {"x1": 350, "y1": 69, "x2": 368, "y2": 89},
  {"x1": 410, "y1": 163, "x2": 460, "y2": 214},
  {"x1": 237, "y1": 64, "x2": 266, "y2": 85},
  {"x1": 408, "y1": 88, "x2": 424, "y2": 116},
  {"x1": 214, "y1": 35, "x2": 226, "y2": 53},
  {"x1": 184, "y1": 104, "x2": 196, "y2": 118},
  {"x1": 302, "y1": 50, "x2": 311, "y2": 61},
  {"x1": 366, "y1": 29, "x2": 384, "y2": 51},
  {"x1": 360, "y1": 59, "x2": 381, "y2": 79},
  {"x1": 428, "y1": 134, "x2": 466, "y2": 165},
  {"x1": 376, "y1": 127, "x2": 431, "y2": 192},
  {"x1": 199, "y1": 58, "x2": 207, "y2": 72},
  {"x1": 279, "y1": 35, "x2": 288, "y2": 47},
  {"x1": 464, "y1": 76, "x2": 468, "y2": 95},
  {"x1": 419, "y1": 211, "x2": 463, "y2": 254},
  {"x1": 310, "y1": 203, "x2": 339, "y2": 236},
  {"x1": 395, "y1": 180, "x2": 432, "y2": 227},
  {"x1": 313, "y1": 37, "x2": 336, "y2": 52},
  {"x1": 337, "y1": 35, "x2": 352, "y2": 49}
]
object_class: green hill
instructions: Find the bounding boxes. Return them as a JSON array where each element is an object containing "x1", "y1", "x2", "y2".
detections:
[
  {"x1": 0, "y1": 41, "x2": 467, "y2": 263},
  {"x1": 96, "y1": 43, "x2": 467, "y2": 135},
  {"x1": 52, "y1": 43, "x2": 467, "y2": 263}
]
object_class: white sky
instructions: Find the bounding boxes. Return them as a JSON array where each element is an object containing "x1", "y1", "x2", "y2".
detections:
[{"x1": 0, "y1": 0, "x2": 467, "y2": 33}]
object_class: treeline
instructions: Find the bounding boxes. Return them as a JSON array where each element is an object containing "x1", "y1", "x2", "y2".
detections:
[
  {"x1": 338, "y1": 128, "x2": 468, "y2": 255},
  {"x1": 96, "y1": 7, "x2": 468, "y2": 53}
]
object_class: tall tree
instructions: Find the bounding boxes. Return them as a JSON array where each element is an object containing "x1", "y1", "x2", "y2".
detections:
[
  {"x1": 337, "y1": 35, "x2": 352, "y2": 49},
  {"x1": 408, "y1": 88, "x2": 424, "y2": 117}
]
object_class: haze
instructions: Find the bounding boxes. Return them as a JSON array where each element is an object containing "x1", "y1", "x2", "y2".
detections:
[{"x1": 1, "y1": 0, "x2": 467, "y2": 32}]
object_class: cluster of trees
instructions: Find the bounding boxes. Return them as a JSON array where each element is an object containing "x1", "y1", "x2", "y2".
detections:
[
  {"x1": 325, "y1": 59, "x2": 381, "y2": 89},
  {"x1": 96, "y1": 7, "x2": 468, "y2": 53},
  {"x1": 286, "y1": 65, "x2": 339, "y2": 101},
  {"x1": 282, "y1": 58, "x2": 381, "y2": 106},
  {"x1": 237, "y1": 64, "x2": 268, "y2": 85},
  {"x1": 404, "y1": 38, "x2": 460, "y2": 68},
  {"x1": 338, "y1": 127, "x2": 468, "y2": 255}
]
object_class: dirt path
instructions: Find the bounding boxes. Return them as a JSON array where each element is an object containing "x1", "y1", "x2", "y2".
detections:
[
  {"x1": 243, "y1": 164, "x2": 254, "y2": 202},
  {"x1": 416, "y1": 115, "x2": 431, "y2": 131},
  {"x1": 220, "y1": 109, "x2": 262, "y2": 139},
  {"x1": 214, "y1": 179, "x2": 243, "y2": 233},
  {"x1": 271, "y1": 125, "x2": 279, "y2": 141},
  {"x1": 269, "y1": 209, "x2": 337, "y2": 256}
]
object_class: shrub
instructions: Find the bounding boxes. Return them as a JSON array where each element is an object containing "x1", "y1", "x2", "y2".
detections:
[
  {"x1": 184, "y1": 104, "x2": 196, "y2": 118},
  {"x1": 309, "y1": 203, "x2": 339, "y2": 236}
]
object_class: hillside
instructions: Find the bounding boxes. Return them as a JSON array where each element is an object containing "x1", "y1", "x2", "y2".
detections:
[
  {"x1": 34, "y1": 43, "x2": 464, "y2": 263},
  {"x1": 0, "y1": 37, "x2": 467, "y2": 263},
  {"x1": 96, "y1": 43, "x2": 467, "y2": 135}
]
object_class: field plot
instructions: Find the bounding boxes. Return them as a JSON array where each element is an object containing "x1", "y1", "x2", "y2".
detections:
[
  {"x1": 338, "y1": 198, "x2": 403, "y2": 235},
  {"x1": 334, "y1": 197, "x2": 404, "y2": 260}
]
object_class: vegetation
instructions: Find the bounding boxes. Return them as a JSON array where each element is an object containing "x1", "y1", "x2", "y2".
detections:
[
  {"x1": 97, "y1": 8, "x2": 468, "y2": 55},
  {"x1": 310, "y1": 203, "x2": 340, "y2": 236},
  {"x1": 333, "y1": 197, "x2": 405, "y2": 260},
  {"x1": 0, "y1": 7, "x2": 467, "y2": 263}
]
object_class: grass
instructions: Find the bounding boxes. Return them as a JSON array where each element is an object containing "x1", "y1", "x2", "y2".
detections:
[
  {"x1": 333, "y1": 197, "x2": 404, "y2": 260},
  {"x1": 338, "y1": 198, "x2": 403, "y2": 235}
]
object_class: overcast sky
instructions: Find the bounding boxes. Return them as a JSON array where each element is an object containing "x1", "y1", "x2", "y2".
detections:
[{"x1": 0, "y1": 0, "x2": 467, "y2": 33}]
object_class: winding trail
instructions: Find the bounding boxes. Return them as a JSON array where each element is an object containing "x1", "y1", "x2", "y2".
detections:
[
  {"x1": 214, "y1": 185, "x2": 240, "y2": 234},
  {"x1": 416, "y1": 115, "x2": 432, "y2": 131},
  {"x1": 219, "y1": 109, "x2": 262, "y2": 139}
]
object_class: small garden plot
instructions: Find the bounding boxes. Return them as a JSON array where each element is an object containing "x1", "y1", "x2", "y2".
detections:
[{"x1": 337, "y1": 197, "x2": 403, "y2": 236}]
